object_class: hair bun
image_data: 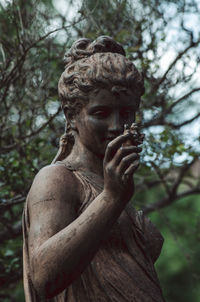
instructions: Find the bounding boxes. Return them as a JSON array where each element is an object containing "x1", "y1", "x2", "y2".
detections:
[{"x1": 64, "y1": 36, "x2": 125, "y2": 66}]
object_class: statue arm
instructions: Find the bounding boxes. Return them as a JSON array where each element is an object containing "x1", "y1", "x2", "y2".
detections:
[{"x1": 28, "y1": 165, "x2": 127, "y2": 299}]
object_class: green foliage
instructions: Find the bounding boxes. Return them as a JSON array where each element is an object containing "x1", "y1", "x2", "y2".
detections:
[
  {"x1": 134, "y1": 168, "x2": 200, "y2": 302},
  {"x1": 0, "y1": 237, "x2": 22, "y2": 286},
  {"x1": 0, "y1": 0, "x2": 200, "y2": 300},
  {"x1": 152, "y1": 195, "x2": 200, "y2": 302}
]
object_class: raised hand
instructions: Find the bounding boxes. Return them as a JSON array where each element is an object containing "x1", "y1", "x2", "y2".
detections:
[{"x1": 103, "y1": 131, "x2": 142, "y2": 204}]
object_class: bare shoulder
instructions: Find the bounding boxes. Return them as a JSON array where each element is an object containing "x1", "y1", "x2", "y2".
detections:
[
  {"x1": 27, "y1": 164, "x2": 80, "y2": 209},
  {"x1": 26, "y1": 164, "x2": 82, "y2": 250}
]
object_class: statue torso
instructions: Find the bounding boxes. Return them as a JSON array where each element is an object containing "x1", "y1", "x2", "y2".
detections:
[{"x1": 23, "y1": 161, "x2": 165, "y2": 302}]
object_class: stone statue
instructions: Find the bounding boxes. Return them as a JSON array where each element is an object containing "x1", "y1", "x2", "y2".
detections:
[{"x1": 23, "y1": 36, "x2": 166, "y2": 301}]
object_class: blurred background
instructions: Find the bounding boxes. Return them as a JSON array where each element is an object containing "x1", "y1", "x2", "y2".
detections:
[{"x1": 0, "y1": 0, "x2": 200, "y2": 301}]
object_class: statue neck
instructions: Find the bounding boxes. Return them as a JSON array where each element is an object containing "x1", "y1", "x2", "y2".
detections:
[{"x1": 64, "y1": 138, "x2": 104, "y2": 177}]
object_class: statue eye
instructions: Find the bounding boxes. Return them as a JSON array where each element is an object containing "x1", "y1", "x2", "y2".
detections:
[{"x1": 93, "y1": 109, "x2": 110, "y2": 118}]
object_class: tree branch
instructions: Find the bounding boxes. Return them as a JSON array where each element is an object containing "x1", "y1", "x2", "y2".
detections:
[
  {"x1": 167, "y1": 112, "x2": 200, "y2": 129},
  {"x1": 1, "y1": 106, "x2": 61, "y2": 152},
  {"x1": 166, "y1": 87, "x2": 200, "y2": 114},
  {"x1": 21, "y1": 106, "x2": 61, "y2": 139},
  {"x1": 0, "y1": 15, "x2": 87, "y2": 88},
  {"x1": 142, "y1": 159, "x2": 198, "y2": 214},
  {"x1": 170, "y1": 159, "x2": 197, "y2": 195},
  {"x1": 150, "y1": 161, "x2": 171, "y2": 195},
  {"x1": 153, "y1": 37, "x2": 200, "y2": 90},
  {"x1": 142, "y1": 187, "x2": 200, "y2": 214},
  {"x1": 0, "y1": 195, "x2": 26, "y2": 212},
  {"x1": 143, "y1": 108, "x2": 200, "y2": 128}
]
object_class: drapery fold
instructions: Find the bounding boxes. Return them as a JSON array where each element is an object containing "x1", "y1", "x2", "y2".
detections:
[{"x1": 23, "y1": 161, "x2": 165, "y2": 302}]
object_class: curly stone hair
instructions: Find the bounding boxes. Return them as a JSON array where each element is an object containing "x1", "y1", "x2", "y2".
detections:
[{"x1": 52, "y1": 36, "x2": 144, "y2": 163}]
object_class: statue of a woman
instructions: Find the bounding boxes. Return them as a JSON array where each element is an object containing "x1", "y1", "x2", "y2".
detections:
[{"x1": 23, "y1": 36, "x2": 165, "y2": 301}]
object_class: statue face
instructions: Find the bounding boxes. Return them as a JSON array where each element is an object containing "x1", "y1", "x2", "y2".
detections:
[{"x1": 75, "y1": 88, "x2": 138, "y2": 158}]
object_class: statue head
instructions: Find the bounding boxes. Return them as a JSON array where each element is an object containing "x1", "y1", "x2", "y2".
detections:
[{"x1": 52, "y1": 36, "x2": 144, "y2": 163}]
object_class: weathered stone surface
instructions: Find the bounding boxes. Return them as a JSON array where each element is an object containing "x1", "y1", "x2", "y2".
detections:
[{"x1": 23, "y1": 36, "x2": 165, "y2": 301}]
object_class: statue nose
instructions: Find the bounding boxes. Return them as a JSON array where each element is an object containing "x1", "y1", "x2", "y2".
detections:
[{"x1": 108, "y1": 113, "x2": 123, "y2": 134}]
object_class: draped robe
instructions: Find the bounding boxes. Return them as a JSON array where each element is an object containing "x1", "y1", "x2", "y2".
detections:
[{"x1": 23, "y1": 161, "x2": 166, "y2": 302}]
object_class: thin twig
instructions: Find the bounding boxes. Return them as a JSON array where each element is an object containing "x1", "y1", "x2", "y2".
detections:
[
  {"x1": 153, "y1": 37, "x2": 200, "y2": 89},
  {"x1": 0, "y1": 195, "x2": 26, "y2": 211},
  {"x1": 166, "y1": 87, "x2": 200, "y2": 114},
  {"x1": 142, "y1": 187, "x2": 200, "y2": 214}
]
